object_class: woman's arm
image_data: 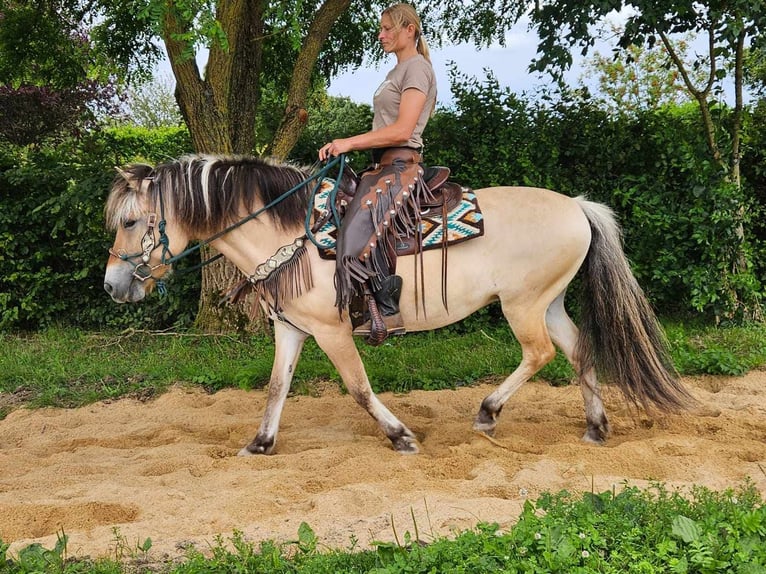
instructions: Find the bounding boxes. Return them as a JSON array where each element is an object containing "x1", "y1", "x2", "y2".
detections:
[{"x1": 319, "y1": 88, "x2": 427, "y2": 160}]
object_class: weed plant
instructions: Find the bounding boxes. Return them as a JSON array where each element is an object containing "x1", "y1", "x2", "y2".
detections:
[{"x1": 2, "y1": 483, "x2": 763, "y2": 573}]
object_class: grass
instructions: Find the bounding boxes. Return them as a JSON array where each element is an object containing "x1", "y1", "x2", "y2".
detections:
[
  {"x1": 1, "y1": 320, "x2": 765, "y2": 418},
  {"x1": 1, "y1": 482, "x2": 764, "y2": 573}
]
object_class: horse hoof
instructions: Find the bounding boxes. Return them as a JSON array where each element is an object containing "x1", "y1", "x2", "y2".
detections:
[
  {"x1": 472, "y1": 419, "x2": 497, "y2": 437},
  {"x1": 238, "y1": 437, "x2": 275, "y2": 456},
  {"x1": 474, "y1": 400, "x2": 501, "y2": 437},
  {"x1": 582, "y1": 423, "x2": 611, "y2": 445},
  {"x1": 238, "y1": 445, "x2": 272, "y2": 456},
  {"x1": 582, "y1": 417, "x2": 611, "y2": 445},
  {"x1": 581, "y1": 431, "x2": 605, "y2": 445},
  {"x1": 392, "y1": 435, "x2": 420, "y2": 454}
]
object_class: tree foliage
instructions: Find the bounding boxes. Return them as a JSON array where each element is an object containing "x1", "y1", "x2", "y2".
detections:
[
  {"x1": 427, "y1": 72, "x2": 763, "y2": 320},
  {"x1": 744, "y1": 45, "x2": 766, "y2": 96},
  {"x1": 126, "y1": 73, "x2": 184, "y2": 128},
  {"x1": 521, "y1": 0, "x2": 765, "y2": 319},
  {"x1": 1, "y1": 85, "x2": 763, "y2": 330},
  {"x1": 2, "y1": 0, "x2": 763, "y2": 327},
  {"x1": 0, "y1": 0, "x2": 129, "y2": 145},
  {"x1": 528, "y1": 0, "x2": 763, "y2": 175},
  {"x1": 580, "y1": 28, "x2": 708, "y2": 115}
]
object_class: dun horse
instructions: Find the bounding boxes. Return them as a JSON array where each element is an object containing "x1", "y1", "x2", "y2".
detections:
[{"x1": 104, "y1": 154, "x2": 692, "y2": 455}]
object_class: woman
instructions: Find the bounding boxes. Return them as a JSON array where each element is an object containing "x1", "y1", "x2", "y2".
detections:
[{"x1": 319, "y1": 3, "x2": 437, "y2": 343}]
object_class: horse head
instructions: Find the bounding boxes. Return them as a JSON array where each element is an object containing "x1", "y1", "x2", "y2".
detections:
[
  {"x1": 103, "y1": 154, "x2": 352, "y2": 305},
  {"x1": 103, "y1": 163, "x2": 189, "y2": 303}
]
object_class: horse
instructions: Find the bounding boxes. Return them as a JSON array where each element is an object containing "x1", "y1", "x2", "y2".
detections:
[{"x1": 103, "y1": 153, "x2": 693, "y2": 455}]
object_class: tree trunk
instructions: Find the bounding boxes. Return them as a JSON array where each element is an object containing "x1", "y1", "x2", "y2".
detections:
[
  {"x1": 163, "y1": 0, "x2": 264, "y2": 331},
  {"x1": 161, "y1": 0, "x2": 350, "y2": 332},
  {"x1": 660, "y1": 25, "x2": 754, "y2": 319}
]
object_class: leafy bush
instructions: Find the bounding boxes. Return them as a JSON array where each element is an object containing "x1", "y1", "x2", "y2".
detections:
[
  {"x1": 1, "y1": 85, "x2": 764, "y2": 331},
  {"x1": 426, "y1": 75, "x2": 764, "y2": 321},
  {"x1": 0, "y1": 126, "x2": 198, "y2": 331}
]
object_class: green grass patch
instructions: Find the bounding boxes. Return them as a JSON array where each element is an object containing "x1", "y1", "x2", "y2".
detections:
[
  {"x1": 1, "y1": 320, "x2": 765, "y2": 417},
  {"x1": 665, "y1": 321, "x2": 766, "y2": 376},
  {"x1": 2, "y1": 482, "x2": 764, "y2": 573}
]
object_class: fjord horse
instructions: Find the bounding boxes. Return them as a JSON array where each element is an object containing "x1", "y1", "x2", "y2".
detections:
[{"x1": 103, "y1": 154, "x2": 692, "y2": 455}]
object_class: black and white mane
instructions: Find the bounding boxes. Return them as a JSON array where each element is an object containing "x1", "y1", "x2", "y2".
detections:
[{"x1": 106, "y1": 154, "x2": 324, "y2": 235}]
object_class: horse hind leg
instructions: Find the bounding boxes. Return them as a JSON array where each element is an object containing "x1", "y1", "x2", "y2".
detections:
[
  {"x1": 545, "y1": 292, "x2": 611, "y2": 444},
  {"x1": 474, "y1": 303, "x2": 557, "y2": 436}
]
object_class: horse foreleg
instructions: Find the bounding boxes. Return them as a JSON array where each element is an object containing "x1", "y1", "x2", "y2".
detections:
[
  {"x1": 545, "y1": 293, "x2": 611, "y2": 444},
  {"x1": 474, "y1": 306, "x2": 556, "y2": 437},
  {"x1": 314, "y1": 330, "x2": 419, "y2": 454},
  {"x1": 239, "y1": 320, "x2": 308, "y2": 456}
]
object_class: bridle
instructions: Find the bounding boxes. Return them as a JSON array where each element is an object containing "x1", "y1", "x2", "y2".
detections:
[
  {"x1": 108, "y1": 177, "x2": 175, "y2": 288},
  {"x1": 107, "y1": 155, "x2": 349, "y2": 293}
]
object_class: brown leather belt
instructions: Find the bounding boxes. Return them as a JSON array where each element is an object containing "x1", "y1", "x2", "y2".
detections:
[{"x1": 373, "y1": 147, "x2": 422, "y2": 168}]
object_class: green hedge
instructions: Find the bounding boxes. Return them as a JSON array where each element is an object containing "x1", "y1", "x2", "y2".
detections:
[
  {"x1": 424, "y1": 79, "x2": 764, "y2": 321},
  {"x1": 0, "y1": 127, "x2": 200, "y2": 331},
  {"x1": 1, "y1": 90, "x2": 764, "y2": 332}
]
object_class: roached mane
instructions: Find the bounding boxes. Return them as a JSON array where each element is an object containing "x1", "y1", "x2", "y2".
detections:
[{"x1": 106, "y1": 154, "x2": 315, "y2": 236}]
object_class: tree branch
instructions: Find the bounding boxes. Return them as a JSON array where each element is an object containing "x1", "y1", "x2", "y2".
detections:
[
  {"x1": 658, "y1": 28, "x2": 723, "y2": 171},
  {"x1": 268, "y1": 0, "x2": 352, "y2": 159}
]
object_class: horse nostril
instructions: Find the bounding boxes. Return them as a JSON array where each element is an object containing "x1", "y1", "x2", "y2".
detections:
[{"x1": 104, "y1": 282, "x2": 113, "y2": 295}]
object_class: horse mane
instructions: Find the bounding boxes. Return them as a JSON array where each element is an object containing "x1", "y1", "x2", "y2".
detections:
[
  {"x1": 154, "y1": 154, "x2": 314, "y2": 236},
  {"x1": 106, "y1": 154, "x2": 319, "y2": 236},
  {"x1": 104, "y1": 163, "x2": 155, "y2": 231}
]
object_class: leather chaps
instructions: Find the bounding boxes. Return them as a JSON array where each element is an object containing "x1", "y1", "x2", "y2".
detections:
[{"x1": 334, "y1": 147, "x2": 429, "y2": 310}]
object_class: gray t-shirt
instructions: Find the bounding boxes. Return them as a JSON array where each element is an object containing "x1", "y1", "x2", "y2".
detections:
[{"x1": 372, "y1": 54, "x2": 436, "y2": 150}]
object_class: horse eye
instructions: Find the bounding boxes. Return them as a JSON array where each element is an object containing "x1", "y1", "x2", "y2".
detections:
[{"x1": 123, "y1": 219, "x2": 137, "y2": 229}]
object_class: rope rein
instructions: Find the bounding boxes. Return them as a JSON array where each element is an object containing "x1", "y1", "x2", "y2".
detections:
[{"x1": 113, "y1": 155, "x2": 348, "y2": 294}]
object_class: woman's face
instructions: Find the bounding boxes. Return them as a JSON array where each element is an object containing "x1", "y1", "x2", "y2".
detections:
[{"x1": 378, "y1": 13, "x2": 414, "y2": 54}]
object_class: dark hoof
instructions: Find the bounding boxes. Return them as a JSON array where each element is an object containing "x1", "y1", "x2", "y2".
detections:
[
  {"x1": 238, "y1": 435, "x2": 275, "y2": 456},
  {"x1": 473, "y1": 400, "x2": 501, "y2": 436},
  {"x1": 390, "y1": 431, "x2": 419, "y2": 454},
  {"x1": 582, "y1": 418, "x2": 611, "y2": 445}
]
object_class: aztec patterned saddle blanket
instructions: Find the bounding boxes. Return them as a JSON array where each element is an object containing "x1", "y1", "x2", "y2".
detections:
[{"x1": 309, "y1": 177, "x2": 485, "y2": 260}]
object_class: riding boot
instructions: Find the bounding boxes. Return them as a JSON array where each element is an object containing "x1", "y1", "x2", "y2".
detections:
[{"x1": 353, "y1": 275, "x2": 405, "y2": 339}]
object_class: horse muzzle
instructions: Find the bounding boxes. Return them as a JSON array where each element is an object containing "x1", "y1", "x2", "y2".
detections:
[{"x1": 104, "y1": 264, "x2": 149, "y2": 303}]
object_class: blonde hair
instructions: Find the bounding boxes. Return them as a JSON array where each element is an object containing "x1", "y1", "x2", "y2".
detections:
[{"x1": 382, "y1": 3, "x2": 431, "y2": 63}]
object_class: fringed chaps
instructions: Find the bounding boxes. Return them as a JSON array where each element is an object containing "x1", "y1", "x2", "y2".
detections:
[{"x1": 335, "y1": 149, "x2": 435, "y2": 310}]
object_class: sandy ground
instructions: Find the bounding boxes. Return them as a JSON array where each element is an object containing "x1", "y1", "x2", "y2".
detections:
[{"x1": 1, "y1": 371, "x2": 765, "y2": 562}]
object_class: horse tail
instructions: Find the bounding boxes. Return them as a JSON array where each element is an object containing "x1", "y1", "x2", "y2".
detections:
[{"x1": 573, "y1": 197, "x2": 695, "y2": 413}]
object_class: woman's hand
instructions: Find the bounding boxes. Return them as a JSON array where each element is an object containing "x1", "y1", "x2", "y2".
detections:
[{"x1": 318, "y1": 138, "x2": 353, "y2": 161}]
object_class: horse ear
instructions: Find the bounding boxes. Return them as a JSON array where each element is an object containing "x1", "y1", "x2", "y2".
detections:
[{"x1": 115, "y1": 166, "x2": 142, "y2": 192}]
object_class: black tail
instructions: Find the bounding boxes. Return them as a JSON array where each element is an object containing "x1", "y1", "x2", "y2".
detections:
[{"x1": 574, "y1": 198, "x2": 695, "y2": 413}]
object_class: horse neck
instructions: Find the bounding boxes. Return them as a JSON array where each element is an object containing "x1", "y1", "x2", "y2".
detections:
[{"x1": 207, "y1": 210, "x2": 305, "y2": 278}]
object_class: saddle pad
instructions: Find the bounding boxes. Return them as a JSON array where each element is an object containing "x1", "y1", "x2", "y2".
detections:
[{"x1": 311, "y1": 179, "x2": 485, "y2": 260}]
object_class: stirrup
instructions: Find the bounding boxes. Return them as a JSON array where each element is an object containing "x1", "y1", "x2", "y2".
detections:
[
  {"x1": 353, "y1": 313, "x2": 405, "y2": 338},
  {"x1": 353, "y1": 293, "x2": 405, "y2": 345}
]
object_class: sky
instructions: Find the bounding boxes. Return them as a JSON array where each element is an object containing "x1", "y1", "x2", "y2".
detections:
[{"x1": 326, "y1": 20, "x2": 582, "y2": 106}]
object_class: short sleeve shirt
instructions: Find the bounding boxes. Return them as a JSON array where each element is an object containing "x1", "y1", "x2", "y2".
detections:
[{"x1": 372, "y1": 54, "x2": 436, "y2": 150}]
